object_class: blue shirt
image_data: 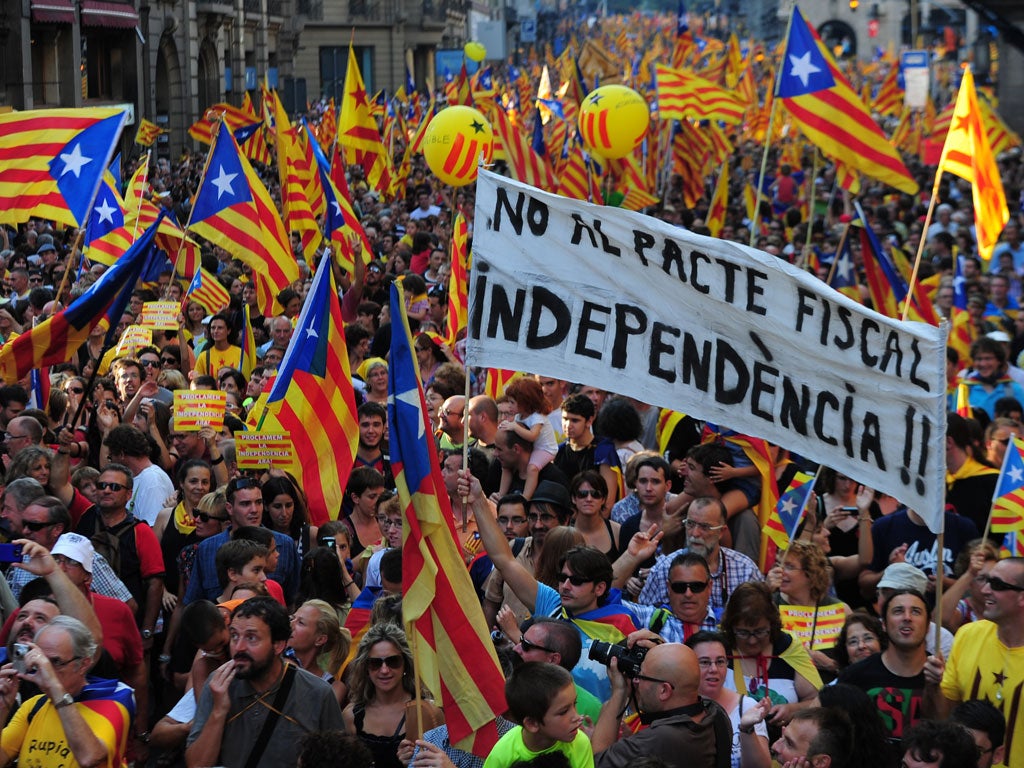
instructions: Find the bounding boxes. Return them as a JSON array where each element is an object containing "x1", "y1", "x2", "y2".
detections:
[{"x1": 183, "y1": 528, "x2": 300, "y2": 604}]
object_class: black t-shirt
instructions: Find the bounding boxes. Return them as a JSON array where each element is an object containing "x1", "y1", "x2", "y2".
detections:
[{"x1": 837, "y1": 652, "x2": 926, "y2": 742}]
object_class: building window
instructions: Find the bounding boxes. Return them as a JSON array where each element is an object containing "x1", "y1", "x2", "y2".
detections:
[{"x1": 319, "y1": 45, "x2": 372, "y2": 103}]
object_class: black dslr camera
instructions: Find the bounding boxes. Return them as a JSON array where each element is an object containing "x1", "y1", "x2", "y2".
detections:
[{"x1": 588, "y1": 640, "x2": 648, "y2": 678}]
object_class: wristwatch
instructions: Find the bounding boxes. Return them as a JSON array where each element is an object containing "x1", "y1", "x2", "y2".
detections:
[
  {"x1": 54, "y1": 693, "x2": 75, "y2": 709},
  {"x1": 136, "y1": 731, "x2": 151, "y2": 744},
  {"x1": 141, "y1": 629, "x2": 153, "y2": 640}
]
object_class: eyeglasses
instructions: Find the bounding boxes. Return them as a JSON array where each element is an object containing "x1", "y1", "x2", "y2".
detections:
[
  {"x1": 4, "y1": 433, "x2": 28, "y2": 441},
  {"x1": 683, "y1": 519, "x2": 725, "y2": 533},
  {"x1": 66, "y1": 387, "x2": 84, "y2": 394},
  {"x1": 497, "y1": 515, "x2": 527, "y2": 527},
  {"x1": 980, "y1": 574, "x2": 1024, "y2": 592},
  {"x1": 733, "y1": 627, "x2": 771, "y2": 640},
  {"x1": 141, "y1": 359, "x2": 160, "y2": 368},
  {"x1": 160, "y1": 357, "x2": 177, "y2": 365},
  {"x1": 526, "y1": 512, "x2": 559, "y2": 524},
  {"x1": 557, "y1": 572, "x2": 593, "y2": 586},
  {"x1": 48, "y1": 656, "x2": 81, "y2": 669},
  {"x1": 96, "y1": 481, "x2": 127, "y2": 492},
  {"x1": 669, "y1": 580, "x2": 709, "y2": 594},
  {"x1": 519, "y1": 635, "x2": 557, "y2": 654},
  {"x1": 22, "y1": 519, "x2": 57, "y2": 532},
  {"x1": 367, "y1": 655, "x2": 403, "y2": 671},
  {"x1": 195, "y1": 511, "x2": 229, "y2": 523},
  {"x1": 697, "y1": 658, "x2": 729, "y2": 669},
  {"x1": 52, "y1": 555, "x2": 84, "y2": 569},
  {"x1": 781, "y1": 562, "x2": 804, "y2": 573},
  {"x1": 632, "y1": 673, "x2": 674, "y2": 688},
  {"x1": 573, "y1": 489, "x2": 605, "y2": 499},
  {"x1": 376, "y1": 517, "x2": 403, "y2": 529}
]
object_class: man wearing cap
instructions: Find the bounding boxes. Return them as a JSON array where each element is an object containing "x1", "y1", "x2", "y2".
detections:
[
  {"x1": 50, "y1": 533, "x2": 150, "y2": 750},
  {"x1": 482, "y1": 479, "x2": 575, "y2": 628},
  {"x1": 463, "y1": 472, "x2": 637, "y2": 700}
]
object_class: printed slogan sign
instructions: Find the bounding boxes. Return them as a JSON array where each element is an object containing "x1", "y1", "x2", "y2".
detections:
[
  {"x1": 236, "y1": 432, "x2": 294, "y2": 470},
  {"x1": 467, "y1": 170, "x2": 948, "y2": 528},
  {"x1": 172, "y1": 390, "x2": 227, "y2": 431}
]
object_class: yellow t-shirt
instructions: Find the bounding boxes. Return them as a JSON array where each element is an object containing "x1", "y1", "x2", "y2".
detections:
[
  {"x1": 941, "y1": 619, "x2": 1024, "y2": 768},
  {"x1": 194, "y1": 343, "x2": 242, "y2": 377}
]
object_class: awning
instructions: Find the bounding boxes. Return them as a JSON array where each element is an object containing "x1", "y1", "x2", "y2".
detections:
[
  {"x1": 80, "y1": 0, "x2": 140, "y2": 27},
  {"x1": 30, "y1": 0, "x2": 75, "y2": 24}
]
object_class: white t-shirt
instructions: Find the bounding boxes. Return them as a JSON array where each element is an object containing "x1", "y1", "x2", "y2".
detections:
[{"x1": 131, "y1": 463, "x2": 175, "y2": 526}]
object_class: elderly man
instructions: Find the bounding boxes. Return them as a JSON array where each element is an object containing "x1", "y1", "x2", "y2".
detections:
[
  {"x1": 590, "y1": 642, "x2": 731, "y2": 767},
  {"x1": 624, "y1": 553, "x2": 718, "y2": 642},
  {"x1": 0, "y1": 616, "x2": 134, "y2": 768}
]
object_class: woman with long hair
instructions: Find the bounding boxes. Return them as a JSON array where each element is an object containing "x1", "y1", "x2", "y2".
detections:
[
  {"x1": 154, "y1": 459, "x2": 214, "y2": 596},
  {"x1": 570, "y1": 471, "x2": 620, "y2": 561},
  {"x1": 342, "y1": 623, "x2": 443, "y2": 768},
  {"x1": 288, "y1": 598, "x2": 351, "y2": 706},
  {"x1": 262, "y1": 474, "x2": 317, "y2": 561}
]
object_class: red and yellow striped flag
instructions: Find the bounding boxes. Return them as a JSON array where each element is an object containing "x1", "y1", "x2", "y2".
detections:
[
  {"x1": 706, "y1": 163, "x2": 729, "y2": 237},
  {"x1": 443, "y1": 213, "x2": 469, "y2": 347},
  {"x1": 135, "y1": 118, "x2": 164, "y2": 147},
  {"x1": 182, "y1": 268, "x2": 232, "y2": 316},
  {"x1": 339, "y1": 45, "x2": 396, "y2": 197},
  {"x1": 654, "y1": 64, "x2": 747, "y2": 124}
]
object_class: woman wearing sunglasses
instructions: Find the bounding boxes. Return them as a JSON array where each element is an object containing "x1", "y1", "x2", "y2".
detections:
[
  {"x1": 343, "y1": 623, "x2": 442, "y2": 768},
  {"x1": 569, "y1": 471, "x2": 621, "y2": 562},
  {"x1": 58, "y1": 376, "x2": 93, "y2": 467}
]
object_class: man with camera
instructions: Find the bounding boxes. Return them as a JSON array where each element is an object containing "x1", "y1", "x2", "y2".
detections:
[{"x1": 589, "y1": 639, "x2": 731, "y2": 768}]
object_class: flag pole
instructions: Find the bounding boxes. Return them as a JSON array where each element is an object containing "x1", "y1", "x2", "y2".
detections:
[
  {"x1": 749, "y1": 9, "x2": 794, "y2": 248},
  {"x1": 53, "y1": 229, "x2": 86, "y2": 309},
  {"x1": 983, "y1": 435, "x2": 1017, "y2": 544},
  {"x1": 175, "y1": 120, "x2": 222, "y2": 279},
  {"x1": 801, "y1": 150, "x2": 819, "y2": 270},
  {"x1": 903, "y1": 171, "x2": 943, "y2": 322},
  {"x1": 782, "y1": 469, "x2": 820, "y2": 554},
  {"x1": 129, "y1": 150, "x2": 152, "y2": 244},
  {"x1": 823, "y1": 217, "x2": 851, "y2": 286}
]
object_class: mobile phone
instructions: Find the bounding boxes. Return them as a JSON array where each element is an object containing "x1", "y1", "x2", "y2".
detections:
[
  {"x1": 0, "y1": 543, "x2": 23, "y2": 563},
  {"x1": 839, "y1": 506, "x2": 859, "y2": 514},
  {"x1": 12, "y1": 643, "x2": 28, "y2": 674}
]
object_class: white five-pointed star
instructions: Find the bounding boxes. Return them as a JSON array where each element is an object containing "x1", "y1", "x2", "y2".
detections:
[
  {"x1": 94, "y1": 198, "x2": 117, "y2": 225},
  {"x1": 59, "y1": 143, "x2": 92, "y2": 178},
  {"x1": 389, "y1": 387, "x2": 426, "y2": 440},
  {"x1": 305, "y1": 317, "x2": 319, "y2": 339},
  {"x1": 788, "y1": 51, "x2": 821, "y2": 88},
  {"x1": 331, "y1": 200, "x2": 343, "y2": 219},
  {"x1": 836, "y1": 255, "x2": 853, "y2": 283},
  {"x1": 780, "y1": 497, "x2": 797, "y2": 516},
  {"x1": 1008, "y1": 465, "x2": 1024, "y2": 485},
  {"x1": 211, "y1": 165, "x2": 238, "y2": 199}
]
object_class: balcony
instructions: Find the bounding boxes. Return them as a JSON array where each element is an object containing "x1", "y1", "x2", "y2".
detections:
[
  {"x1": 348, "y1": 0, "x2": 399, "y2": 23},
  {"x1": 296, "y1": 0, "x2": 321, "y2": 17}
]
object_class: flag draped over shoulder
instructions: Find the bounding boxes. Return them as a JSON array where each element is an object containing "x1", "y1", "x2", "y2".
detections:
[
  {"x1": 389, "y1": 282, "x2": 505, "y2": 756},
  {"x1": 777, "y1": 7, "x2": 917, "y2": 195},
  {"x1": 261, "y1": 250, "x2": 358, "y2": 523},
  {"x1": 990, "y1": 436, "x2": 1024, "y2": 533},
  {"x1": 189, "y1": 125, "x2": 298, "y2": 316},
  {"x1": 0, "y1": 107, "x2": 128, "y2": 228},
  {"x1": 937, "y1": 67, "x2": 1008, "y2": 262},
  {"x1": 0, "y1": 215, "x2": 162, "y2": 384}
]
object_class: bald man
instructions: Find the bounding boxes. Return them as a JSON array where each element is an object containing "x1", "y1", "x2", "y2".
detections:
[
  {"x1": 437, "y1": 395, "x2": 473, "y2": 451},
  {"x1": 591, "y1": 641, "x2": 731, "y2": 768}
]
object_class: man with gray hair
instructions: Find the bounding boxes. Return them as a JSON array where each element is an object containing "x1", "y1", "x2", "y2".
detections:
[{"x1": 0, "y1": 615, "x2": 136, "y2": 768}]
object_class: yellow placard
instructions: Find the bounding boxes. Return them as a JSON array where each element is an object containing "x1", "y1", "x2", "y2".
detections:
[
  {"x1": 172, "y1": 390, "x2": 227, "y2": 431},
  {"x1": 138, "y1": 301, "x2": 181, "y2": 330},
  {"x1": 113, "y1": 325, "x2": 153, "y2": 358},
  {"x1": 236, "y1": 432, "x2": 294, "y2": 470},
  {"x1": 779, "y1": 603, "x2": 847, "y2": 651}
]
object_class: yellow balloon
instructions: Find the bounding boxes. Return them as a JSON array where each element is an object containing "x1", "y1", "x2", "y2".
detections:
[
  {"x1": 578, "y1": 85, "x2": 650, "y2": 159},
  {"x1": 464, "y1": 41, "x2": 487, "y2": 62},
  {"x1": 422, "y1": 106, "x2": 494, "y2": 187}
]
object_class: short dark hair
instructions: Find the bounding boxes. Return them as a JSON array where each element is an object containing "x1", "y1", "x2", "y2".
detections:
[
  {"x1": 99, "y1": 463, "x2": 134, "y2": 491},
  {"x1": 951, "y1": 699, "x2": 1005, "y2": 750},
  {"x1": 558, "y1": 546, "x2": 613, "y2": 598},
  {"x1": 230, "y1": 596, "x2": 291, "y2": 642},
  {"x1": 632, "y1": 454, "x2": 670, "y2": 480},
  {"x1": 791, "y1": 707, "x2": 854, "y2": 765},
  {"x1": 686, "y1": 443, "x2": 733, "y2": 477},
  {"x1": 560, "y1": 393, "x2": 594, "y2": 420},
  {"x1": 182, "y1": 600, "x2": 227, "y2": 646},
  {"x1": 902, "y1": 719, "x2": 979, "y2": 768},
  {"x1": 103, "y1": 424, "x2": 150, "y2": 458},
  {"x1": 529, "y1": 618, "x2": 582, "y2": 670},
  {"x1": 669, "y1": 552, "x2": 711, "y2": 579},
  {"x1": 505, "y1": 662, "x2": 573, "y2": 724},
  {"x1": 215, "y1": 539, "x2": 268, "y2": 588},
  {"x1": 357, "y1": 401, "x2": 387, "y2": 422},
  {"x1": 0, "y1": 385, "x2": 29, "y2": 408},
  {"x1": 685, "y1": 629, "x2": 731, "y2": 655},
  {"x1": 380, "y1": 547, "x2": 402, "y2": 585},
  {"x1": 880, "y1": 588, "x2": 931, "y2": 623},
  {"x1": 346, "y1": 466, "x2": 386, "y2": 498}
]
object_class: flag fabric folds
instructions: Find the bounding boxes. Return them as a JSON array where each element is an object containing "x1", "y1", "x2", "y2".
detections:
[
  {"x1": 0, "y1": 215, "x2": 162, "y2": 384},
  {"x1": 84, "y1": 174, "x2": 134, "y2": 266},
  {"x1": 491, "y1": 108, "x2": 556, "y2": 190},
  {"x1": 0, "y1": 107, "x2": 128, "y2": 228},
  {"x1": 339, "y1": 45, "x2": 395, "y2": 197},
  {"x1": 654, "y1": 65, "x2": 747, "y2": 124},
  {"x1": 189, "y1": 125, "x2": 298, "y2": 316},
  {"x1": 936, "y1": 67, "x2": 1008, "y2": 262},
  {"x1": 990, "y1": 436, "x2": 1024, "y2": 533},
  {"x1": 389, "y1": 281, "x2": 506, "y2": 755},
  {"x1": 135, "y1": 119, "x2": 165, "y2": 147},
  {"x1": 777, "y1": 7, "x2": 917, "y2": 195},
  {"x1": 443, "y1": 213, "x2": 469, "y2": 348},
  {"x1": 262, "y1": 250, "x2": 358, "y2": 523},
  {"x1": 182, "y1": 268, "x2": 232, "y2": 316},
  {"x1": 765, "y1": 471, "x2": 816, "y2": 549},
  {"x1": 706, "y1": 164, "x2": 729, "y2": 237}
]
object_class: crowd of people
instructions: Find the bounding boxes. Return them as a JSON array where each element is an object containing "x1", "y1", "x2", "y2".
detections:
[{"x1": 0, "y1": 48, "x2": 1023, "y2": 768}]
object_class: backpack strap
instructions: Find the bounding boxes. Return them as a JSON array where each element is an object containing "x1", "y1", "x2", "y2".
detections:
[{"x1": 243, "y1": 663, "x2": 297, "y2": 768}]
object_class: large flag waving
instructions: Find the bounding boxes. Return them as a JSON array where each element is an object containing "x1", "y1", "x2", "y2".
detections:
[
  {"x1": 0, "y1": 107, "x2": 128, "y2": 228},
  {"x1": 0, "y1": 215, "x2": 162, "y2": 383},
  {"x1": 189, "y1": 125, "x2": 298, "y2": 316},
  {"x1": 442, "y1": 212, "x2": 470, "y2": 347},
  {"x1": 261, "y1": 250, "x2": 358, "y2": 523},
  {"x1": 777, "y1": 7, "x2": 917, "y2": 195},
  {"x1": 339, "y1": 45, "x2": 395, "y2": 197},
  {"x1": 990, "y1": 435, "x2": 1024, "y2": 533},
  {"x1": 936, "y1": 67, "x2": 1008, "y2": 262},
  {"x1": 389, "y1": 282, "x2": 505, "y2": 755}
]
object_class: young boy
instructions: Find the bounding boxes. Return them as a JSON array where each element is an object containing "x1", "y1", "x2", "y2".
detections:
[
  {"x1": 214, "y1": 539, "x2": 268, "y2": 603},
  {"x1": 484, "y1": 662, "x2": 593, "y2": 768}
]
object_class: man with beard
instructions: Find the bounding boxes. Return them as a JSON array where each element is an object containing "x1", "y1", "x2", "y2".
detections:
[{"x1": 186, "y1": 597, "x2": 343, "y2": 768}]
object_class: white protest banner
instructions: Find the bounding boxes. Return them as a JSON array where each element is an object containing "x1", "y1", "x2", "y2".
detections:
[{"x1": 467, "y1": 170, "x2": 948, "y2": 528}]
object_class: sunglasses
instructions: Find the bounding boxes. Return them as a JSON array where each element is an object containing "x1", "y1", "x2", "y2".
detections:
[
  {"x1": 66, "y1": 387, "x2": 84, "y2": 394},
  {"x1": 195, "y1": 512, "x2": 229, "y2": 523},
  {"x1": 981, "y1": 574, "x2": 1024, "y2": 592},
  {"x1": 519, "y1": 635, "x2": 557, "y2": 654},
  {"x1": 669, "y1": 580, "x2": 710, "y2": 594},
  {"x1": 141, "y1": 359, "x2": 160, "y2": 368},
  {"x1": 229, "y1": 478, "x2": 258, "y2": 494},
  {"x1": 557, "y1": 572, "x2": 593, "y2": 586},
  {"x1": 367, "y1": 655, "x2": 403, "y2": 671},
  {"x1": 22, "y1": 519, "x2": 57, "y2": 532},
  {"x1": 574, "y1": 489, "x2": 605, "y2": 499},
  {"x1": 160, "y1": 357, "x2": 177, "y2": 365},
  {"x1": 96, "y1": 481, "x2": 127, "y2": 492}
]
